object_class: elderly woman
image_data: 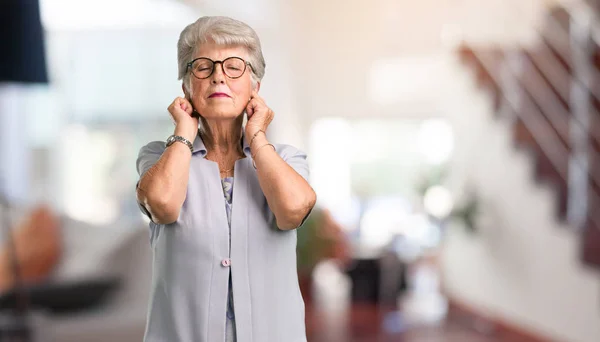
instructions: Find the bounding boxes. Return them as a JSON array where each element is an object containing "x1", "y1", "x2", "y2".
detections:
[{"x1": 135, "y1": 16, "x2": 316, "y2": 342}]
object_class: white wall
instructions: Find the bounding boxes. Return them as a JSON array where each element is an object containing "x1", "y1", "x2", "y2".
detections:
[
  {"x1": 276, "y1": 0, "x2": 557, "y2": 123},
  {"x1": 441, "y1": 57, "x2": 600, "y2": 342}
]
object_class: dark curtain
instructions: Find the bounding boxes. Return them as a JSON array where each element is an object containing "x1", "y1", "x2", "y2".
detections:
[{"x1": 0, "y1": 0, "x2": 48, "y2": 84}]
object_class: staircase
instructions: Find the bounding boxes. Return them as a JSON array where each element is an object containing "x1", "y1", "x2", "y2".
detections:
[{"x1": 457, "y1": 1, "x2": 600, "y2": 269}]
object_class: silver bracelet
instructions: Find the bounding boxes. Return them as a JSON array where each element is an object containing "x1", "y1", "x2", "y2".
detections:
[
  {"x1": 251, "y1": 143, "x2": 275, "y2": 169},
  {"x1": 249, "y1": 130, "x2": 264, "y2": 148},
  {"x1": 166, "y1": 135, "x2": 193, "y2": 153}
]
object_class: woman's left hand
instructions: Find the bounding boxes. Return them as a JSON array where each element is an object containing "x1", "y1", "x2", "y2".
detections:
[{"x1": 245, "y1": 90, "x2": 274, "y2": 145}]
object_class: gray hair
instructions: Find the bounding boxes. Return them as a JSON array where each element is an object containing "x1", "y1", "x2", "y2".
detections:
[{"x1": 177, "y1": 16, "x2": 266, "y2": 91}]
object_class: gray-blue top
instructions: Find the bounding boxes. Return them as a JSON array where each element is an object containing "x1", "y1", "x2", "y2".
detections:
[{"x1": 136, "y1": 131, "x2": 309, "y2": 342}]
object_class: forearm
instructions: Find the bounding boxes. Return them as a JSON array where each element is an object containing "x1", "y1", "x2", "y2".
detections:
[
  {"x1": 137, "y1": 136, "x2": 193, "y2": 224},
  {"x1": 252, "y1": 135, "x2": 316, "y2": 230}
]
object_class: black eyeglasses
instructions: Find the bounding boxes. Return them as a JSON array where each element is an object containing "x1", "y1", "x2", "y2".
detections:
[{"x1": 186, "y1": 57, "x2": 253, "y2": 80}]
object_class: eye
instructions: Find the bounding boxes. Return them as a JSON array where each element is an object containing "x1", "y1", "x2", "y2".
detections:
[{"x1": 193, "y1": 61, "x2": 212, "y2": 70}]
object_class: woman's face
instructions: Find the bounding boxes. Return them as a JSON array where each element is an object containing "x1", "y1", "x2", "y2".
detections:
[{"x1": 186, "y1": 42, "x2": 255, "y2": 121}]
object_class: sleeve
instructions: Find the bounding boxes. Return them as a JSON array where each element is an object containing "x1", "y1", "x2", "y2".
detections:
[
  {"x1": 135, "y1": 141, "x2": 166, "y2": 219},
  {"x1": 277, "y1": 144, "x2": 313, "y2": 228},
  {"x1": 278, "y1": 144, "x2": 310, "y2": 182},
  {"x1": 136, "y1": 141, "x2": 166, "y2": 179}
]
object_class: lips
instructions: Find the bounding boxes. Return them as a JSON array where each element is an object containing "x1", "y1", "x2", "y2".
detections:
[{"x1": 208, "y1": 92, "x2": 230, "y2": 98}]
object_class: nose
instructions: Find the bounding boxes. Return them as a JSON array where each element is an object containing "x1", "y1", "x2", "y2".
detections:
[{"x1": 211, "y1": 62, "x2": 226, "y2": 84}]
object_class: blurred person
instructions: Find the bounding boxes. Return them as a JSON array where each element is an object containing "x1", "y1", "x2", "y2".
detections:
[
  {"x1": 135, "y1": 16, "x2": 316, "y2": 342},
  {"x1": 0, "y1": 206, "x2": 61, "y2": 292}
]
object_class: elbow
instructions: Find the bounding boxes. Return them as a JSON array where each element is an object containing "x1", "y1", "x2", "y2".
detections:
[
  {"x1": 277, "y1": 189, "x2": 317, "y2": 230},
  {"x1": 150, "y1": 204, "x2": 180, "y2": 225},
  {"x1": 137, "y1": 188, "x2": 181, "y2": 224}
]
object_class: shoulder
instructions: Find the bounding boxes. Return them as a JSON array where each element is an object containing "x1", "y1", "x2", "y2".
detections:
[{"x1": 273, "y1": 143, "x2": 307, "y2": 161}]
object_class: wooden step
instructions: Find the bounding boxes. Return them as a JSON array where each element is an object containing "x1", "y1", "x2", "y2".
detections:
[
  {"x1": 522, "y1": 49, "x2": 570, "y2": 111},
  {"x1": 458, "y1": 45, "x2": 505, "y2": 111},
  {"x1": 513, "y1": 118, "x2": 569, "y2": 220},
  {"x1": 535, "y1": 152, "x2": 569, "y2": 220},
  {"x1": 539, "y1": 5, "x2": 572, "y2": 73},
  {"x1": 581, "y1": 220, "x2": 600, "y2": 269}
]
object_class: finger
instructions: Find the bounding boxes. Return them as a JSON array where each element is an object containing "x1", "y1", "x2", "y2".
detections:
[
  {"x1": 267, "y1": 109, "x2": 274, "y2": 123},
  {"x1": 170, "y1": 98, "x2": 182, "y2": 111},
  {"x1": 246, "y1": 105, "x2": 254, "y2": 118},
  {"x1": 246, "y1": 98, "x2": 257, "y2": 117},
  {"x1": 251, "y1": 97, "x2": 267, "y2": 112},
  {"x1": 253, "y1": 94, "x2": 268, "y2": 109},
  {"x1": 253, "y1": 98, "x2": 266, "y2": 109},
  {"x1": 181, "y1": 98, "x2": 193, "y2": 115},
  {"x1": 175, "y1": 97, "x2": 184, "y2": 110},
  {"x1": 250, "y1": 90, "x2": 265, "y2": 105}
]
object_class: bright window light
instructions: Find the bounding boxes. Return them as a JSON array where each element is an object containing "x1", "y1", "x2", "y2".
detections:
[
  {"x1": 40, "y1": 0, "x2": 198, "y2": 30},
  {"x1": 309, "y1": 118, "x2": 352, "y2": 216},
  {"x1": 423, "y1": 185, "x2": 453, "y2": 219},
  {"x1": 61, "y1": 125, "x2": 120, "y2": 225},
  {"x1": 417, "y1": 119, "x2": 454, "y2": 165}
]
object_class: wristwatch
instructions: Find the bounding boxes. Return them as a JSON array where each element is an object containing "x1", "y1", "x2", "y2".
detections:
[{"x1": 166, "y1": 135, "x2": 193, "y2": 153}]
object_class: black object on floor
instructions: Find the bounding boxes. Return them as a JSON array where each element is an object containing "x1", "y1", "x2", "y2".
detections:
[
  {"x1": 346, "y1": 259, "x2": 381, "y2": 303},
  {"x1": 0, "y1": 277, "x2": 120, "y2": 315}
]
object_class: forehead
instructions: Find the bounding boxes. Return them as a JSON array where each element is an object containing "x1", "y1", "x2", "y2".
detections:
[{"x1": 194, "y1": 42, "x2": 249, "y2": 61}]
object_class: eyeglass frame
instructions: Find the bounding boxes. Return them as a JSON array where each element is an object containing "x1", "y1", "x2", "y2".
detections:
[{"x1": 186, "y1": 57, "x2": 254, "y2": 80}]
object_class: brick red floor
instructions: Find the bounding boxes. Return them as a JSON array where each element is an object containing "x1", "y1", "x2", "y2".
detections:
[{"x1": 305, "y1": 302, "x2": 508, "y2": 342}]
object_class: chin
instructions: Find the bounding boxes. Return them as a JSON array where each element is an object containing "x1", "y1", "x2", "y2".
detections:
[{"x1": 201, "y1": 109, "x2": 243, "y2": 120}]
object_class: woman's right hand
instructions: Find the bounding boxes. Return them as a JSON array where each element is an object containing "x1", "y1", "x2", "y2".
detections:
[{"x1": 168, "y1": 97, "x2": 199, "y2": 142}]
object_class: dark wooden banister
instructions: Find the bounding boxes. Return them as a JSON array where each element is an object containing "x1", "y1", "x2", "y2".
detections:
[
  {"x1": 517, "y1": 55, "x2": 571, "y2": 147},
  {"x1": 526, "y1": 43, "x2": 570, "y2": 104},
  {"x1": 529, "y1": 8, "x2": 600, "y2": 148},
  {"x1": 472, "y1": 49, "x2": 600, "y2": 228},
  {"x1": 542, "y1": 6, "x2": 600, "y2": 102},
  {"x1": 514, "y1": 53, "x2": 600, "y2": 192},
  {"x1": 474, "y1": 51, "x2": 570, "y2": 181},
  {"x1": 516, "y1": 2, "x2": 599, "y2": 229},
  {"x1": 525, "y1": 41, "x2": 600, "y2": 148},
  {"x1": 459, "y1": 1, "x2": 600, "y2": 267}
]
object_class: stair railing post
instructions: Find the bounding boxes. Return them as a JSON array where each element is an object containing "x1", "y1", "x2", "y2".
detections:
[{"x1": 567, "y1": 9, "x2": 593, "y2": 229}]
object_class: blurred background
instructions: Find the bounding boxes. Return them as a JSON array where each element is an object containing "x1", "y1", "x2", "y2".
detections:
[{"x1": 0, "y1": 0, "x2": 599, "y2": 341}]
